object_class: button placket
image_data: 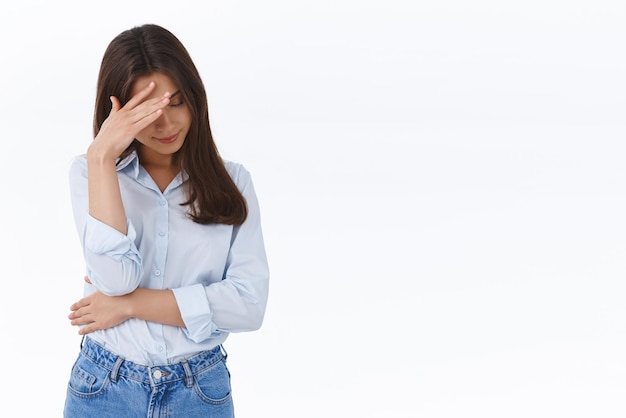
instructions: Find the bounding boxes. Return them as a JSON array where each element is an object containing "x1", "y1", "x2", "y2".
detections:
[{"x1": 154, "y1": 195, "x2": 168, "y2": 280}]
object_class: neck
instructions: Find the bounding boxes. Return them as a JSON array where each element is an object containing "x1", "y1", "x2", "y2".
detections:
[{"x1": 137, "y1": 147, "x2": 175, "y2": 170}]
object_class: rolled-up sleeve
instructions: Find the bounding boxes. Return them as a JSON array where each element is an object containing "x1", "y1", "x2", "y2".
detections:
[
  {"x1": 173, "y1": 165, "x2": 270, "y2": 342},
  {"x1": 83, "y1": 215, "x2": 144, "y2": 295},
  {"x1": 172, "y1": 284, "x2": 217, "y2": 341},
  {"x1": 69, "y1": 156, "x2": 144, "y2": 296}
]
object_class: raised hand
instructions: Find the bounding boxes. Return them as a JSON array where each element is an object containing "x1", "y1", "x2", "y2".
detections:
[
  {"x1": 85, "y1": 80, "x2": 171, "y2": 234},
  {"x1": 88, "y1": 81, "x2": 171, "y2": 161}
]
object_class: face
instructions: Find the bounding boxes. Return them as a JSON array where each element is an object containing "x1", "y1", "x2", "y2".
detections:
[{"x1": 131, "y1": 73, "x2": 192, "y2": 165}]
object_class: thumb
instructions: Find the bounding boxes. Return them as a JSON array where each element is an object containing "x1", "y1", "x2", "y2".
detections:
[{"x1": 110, "y1": 96, "x2": 121, "y2": 112}]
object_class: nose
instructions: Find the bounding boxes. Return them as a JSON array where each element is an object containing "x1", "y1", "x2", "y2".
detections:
[{"x1": 154, "y1": 107, "x2": 172, "y2": 131}]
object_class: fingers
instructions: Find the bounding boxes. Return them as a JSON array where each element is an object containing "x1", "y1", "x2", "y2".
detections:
[
  {"x1": 69, "y1": 296, "x2": 89, "y2": 311},
  {"x1": 70, "y1": 310, "x2": 100, "y2": 335},
  {"x1": 68, "y1": 302, "x2": 87, "y2": 319},
  {"x1": 125, "y1": 80, "x2": 157, "y2": 108},
  {"x1": 68, "y1": 306, "x2": 97, "y2": 334},
  {"x1": 110, "y1": 96, "x2": 121, "y2": 113},
  {"x1": 103, "y1": 80, "x2": 171, "y2": 140},
  {"x1": 110, "y1": 81, "x2": 170, "y2": 120},
  {"x1": 68, "y1": 286, "x2": 98, "y2": 334},
  {"x1": 122, "y1": 91, "x2": 170, "y2": 131},
  {"x1": 125, "y1": 80, "x2": 170, "y2": 112},
  {"x1": 129, "y1": 94, "x2": 170, "y2": 124},
  {"x1": 69, "y1": 312, "x2": 91, "y2": 325},
  {"x1": 130, "y1": 98, "x2": 168, "y2": 130},
  {"x1": 78, "y1": 323, "x2": 98, "y2": 335}
]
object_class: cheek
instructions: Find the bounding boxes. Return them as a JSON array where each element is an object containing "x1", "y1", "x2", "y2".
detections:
[
  {"x1": 179, "y1": 117, "x2": 192, "y2": 134},
  {"x1": 181, "y1": 109, "x2": 192, "y2": 127},
  {"x1": 134, "y1": 124, "x2": 155, "y2": 142}
]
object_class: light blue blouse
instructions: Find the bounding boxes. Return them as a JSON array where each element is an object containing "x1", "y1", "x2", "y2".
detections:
[{"x1": 69, "y1": 151, "x2": 269, "y2": 365}]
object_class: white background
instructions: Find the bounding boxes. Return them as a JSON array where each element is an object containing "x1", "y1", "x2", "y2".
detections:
[{"x1": 1, "y1": 1, "x2": 625, "y2": 417}]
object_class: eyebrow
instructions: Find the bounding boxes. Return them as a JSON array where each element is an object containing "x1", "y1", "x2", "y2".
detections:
[{"x1": 170, "y1": 90, "x2": 181, "y2": 98}]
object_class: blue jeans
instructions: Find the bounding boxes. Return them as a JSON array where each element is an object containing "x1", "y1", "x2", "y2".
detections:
[{"x1": 64, "y1": 337, "x2": 234, "y2": 417}]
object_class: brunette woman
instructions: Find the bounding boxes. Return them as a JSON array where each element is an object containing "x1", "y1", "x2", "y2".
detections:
[{"x1": 63, "y1": 24, "x2": 269, "y2": 418}]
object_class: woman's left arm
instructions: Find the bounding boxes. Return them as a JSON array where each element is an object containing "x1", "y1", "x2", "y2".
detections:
[
  {"x1": 68, "y1": 278, "x2": 184, "y2": 335},
  {"x1": 171, "y1": 165, "x2": 270, "y2": 341}
]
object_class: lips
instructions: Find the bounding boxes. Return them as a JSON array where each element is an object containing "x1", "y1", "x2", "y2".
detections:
[{"x1": 154, "y1": 132, "x2": 179, "y2": 144}]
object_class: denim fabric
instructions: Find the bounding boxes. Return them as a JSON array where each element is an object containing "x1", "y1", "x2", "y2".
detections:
[{"x1": 64, "y1": 337, "x2": 234, "y2": 417}]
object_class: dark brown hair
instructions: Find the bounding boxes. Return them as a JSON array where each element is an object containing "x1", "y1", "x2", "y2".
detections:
[{"x1": 93, "y1": 24, "x2": 247, "y2": 225}]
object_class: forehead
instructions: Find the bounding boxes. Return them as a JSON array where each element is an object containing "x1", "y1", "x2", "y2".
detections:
[{"x1": 131, "y1": 73, "x2": 179, "y2": 98}]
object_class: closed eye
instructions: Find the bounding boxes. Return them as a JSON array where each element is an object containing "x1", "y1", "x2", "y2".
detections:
[{"x1": 169, "y1": 90, "x2": 183, "y2": 107}]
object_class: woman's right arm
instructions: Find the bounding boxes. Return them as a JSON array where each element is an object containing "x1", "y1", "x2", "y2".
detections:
[
  {"x1": 87, "y1": 82, "x2": 169, "y2": 233},
  {"x1": 70, "y1": 157, "x2": 143, "y2": 296},
  {"x1": 71, "y1": 81, "x2": 171, "y2": 296}
]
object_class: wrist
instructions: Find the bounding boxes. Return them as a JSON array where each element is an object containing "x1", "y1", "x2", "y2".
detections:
[
  {"x1": 87, "y1": 142, "x2": 119, "y2": 164},
  {"x1": 123, "y1": 291, "x2": 137, "y2": 320}
]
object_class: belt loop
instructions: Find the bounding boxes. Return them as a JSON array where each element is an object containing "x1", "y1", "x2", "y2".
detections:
[
  {"x1": 220, "y1": 344, "x2": 228, "y2": 360},
  {"x1": 182, "y1": 360, "x2": 194, "y2": 387},
  {"x1": 110, "y1": 356, "x2": 124, "y2": 383}
]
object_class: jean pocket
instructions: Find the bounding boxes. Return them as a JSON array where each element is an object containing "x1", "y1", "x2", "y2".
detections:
[
  {"x1": 67, "y1": 355, "x2": 111, "y2": 398},
  {"x1": 193, "y1": 359, "x2": 232, "y2": 405}
]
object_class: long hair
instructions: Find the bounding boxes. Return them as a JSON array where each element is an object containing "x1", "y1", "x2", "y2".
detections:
[{"x1": 93, "y1": 24, "x2": 247, "y2": 225}]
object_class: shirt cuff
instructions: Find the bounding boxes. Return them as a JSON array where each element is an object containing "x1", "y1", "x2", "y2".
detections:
[
  {"x1": 84, "y1": 215, "x2": 138, "y2": 259},
  {"x1": 172, "y1": 284, "x2": 217, "y2": 342}
]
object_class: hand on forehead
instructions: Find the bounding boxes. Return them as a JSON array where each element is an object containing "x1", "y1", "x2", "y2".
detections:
[{"x1": 132, "y1": 73, "x2": 179, "y2": 99}]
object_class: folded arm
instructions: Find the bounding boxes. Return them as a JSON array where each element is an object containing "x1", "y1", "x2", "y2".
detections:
[
  {"x1": 69, "y1": 277, "x2": 184, "y2": 335},
  {"x1": 69, "y1": 165, "x2": 270, "y2": 341}
]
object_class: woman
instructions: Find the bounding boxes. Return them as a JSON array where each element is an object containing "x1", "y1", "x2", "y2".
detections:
[{"x1": 64, "y1": 24, "x2": 269, "y2": 418}]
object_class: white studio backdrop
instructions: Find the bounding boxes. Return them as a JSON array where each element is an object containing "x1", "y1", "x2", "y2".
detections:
[{"x1": 0, "y1": 0, "x2": 625, "y2": 417}]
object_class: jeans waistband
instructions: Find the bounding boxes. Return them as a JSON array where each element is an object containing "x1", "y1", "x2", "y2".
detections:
[{"x1": 80, "y1": 337, "x2": 225, "y2": 387}]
